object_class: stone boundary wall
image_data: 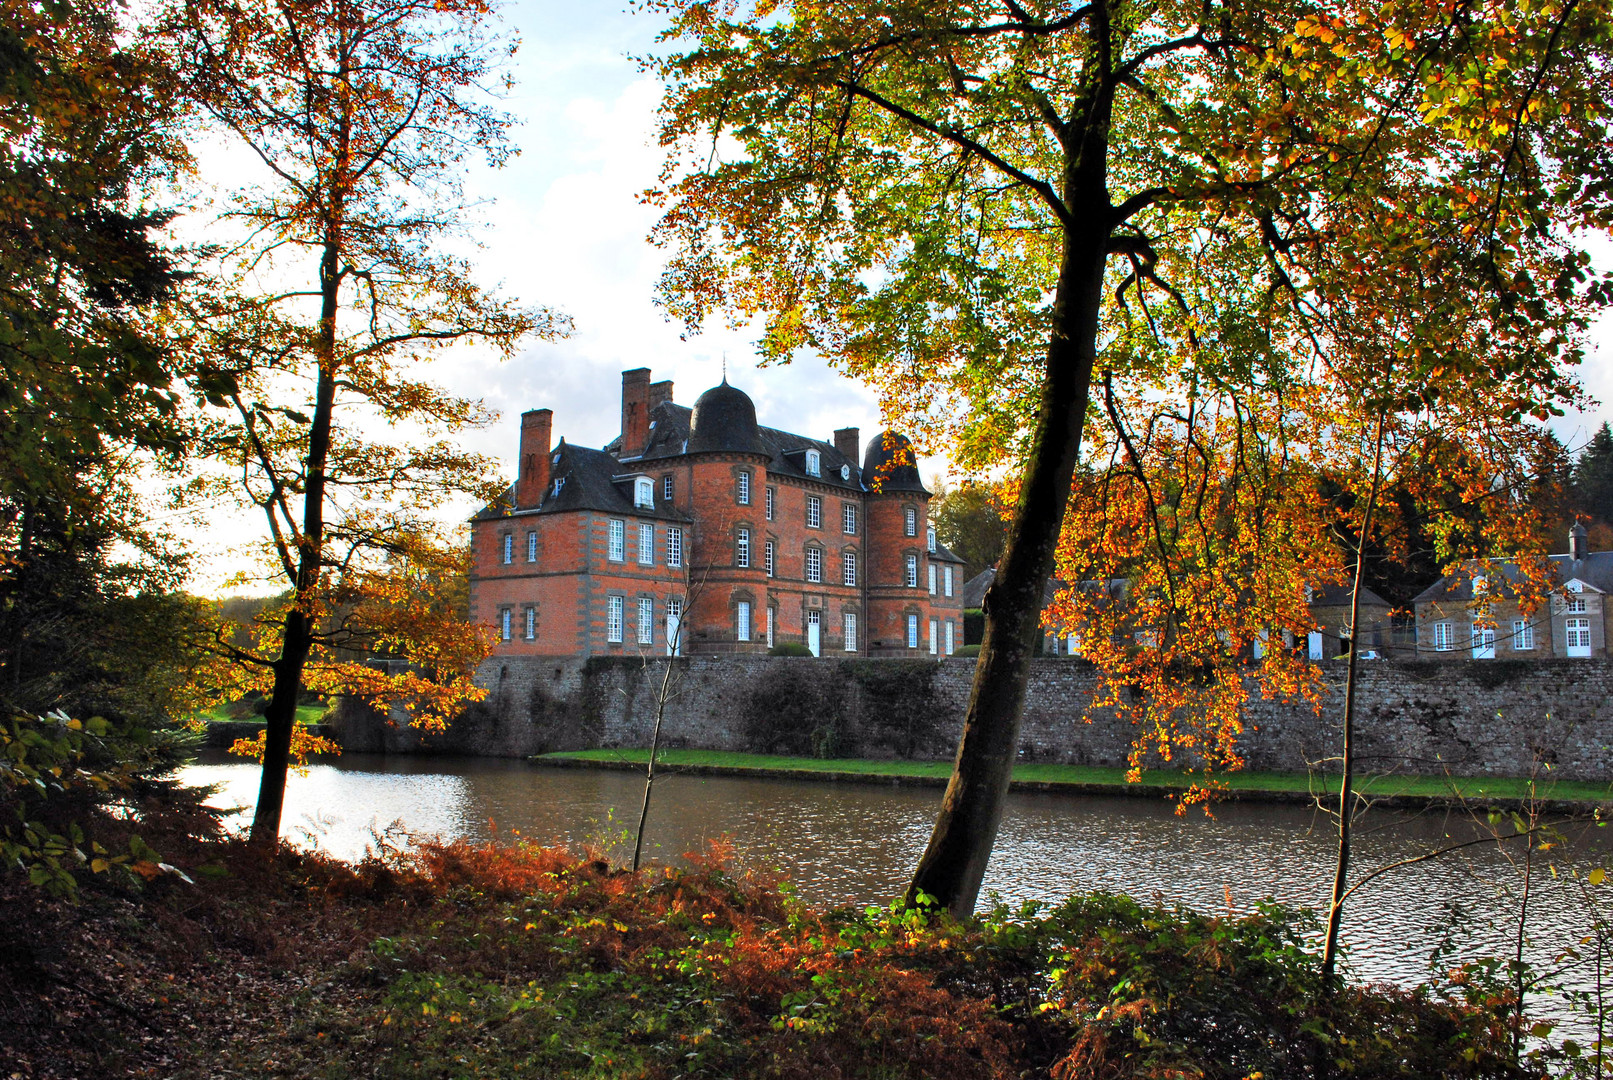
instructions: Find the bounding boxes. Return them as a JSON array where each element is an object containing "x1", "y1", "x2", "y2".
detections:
[{"x1": 326, "y1": 655, "x2": 1613, "y2": 781}]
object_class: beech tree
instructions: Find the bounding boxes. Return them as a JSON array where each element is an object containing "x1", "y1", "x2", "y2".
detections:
[
  {"x1": 647, "y1": 0, "x2": 1609, "y2": 916},
  {"x1": 168, "y1": 0, "x2": 567, "y2": 848}
]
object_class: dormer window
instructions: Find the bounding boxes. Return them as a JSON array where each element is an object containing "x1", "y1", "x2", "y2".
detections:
[
  {"x1": 927, "y1": 525, "x2": 936, "y2": 553},
  {"x1": 550, "y1": 476, "x2": 565, "y2": 498},
  {"x1": 1472, "y1": 573, "x2": 1488, "y2": 596},
  {"x1": 805, "y1": 449, "x2": 820, "y2": 477},
  {"x1": 634, "y1": 477, "x2": 654, "y2": 509}
]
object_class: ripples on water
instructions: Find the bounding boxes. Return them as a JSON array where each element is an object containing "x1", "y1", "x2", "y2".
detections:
[{"x1": 184, "y1": 752, "x2": 1611, "y2": 1005}]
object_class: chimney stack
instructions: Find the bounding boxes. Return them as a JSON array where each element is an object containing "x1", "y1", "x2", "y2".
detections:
[
  {"x1": 620, "y1": 368, "x2": 651, "y2": 457},
  {"x1": 834, "y1": 426, "x2": 860, "y2": 464},
  {"x1": 648, "y1": 379, "x2": 674, "y2": 412},
  {"x1": 516, "y1": 409, "x2": 553, "y2": 509},
  {"x1": 1571, "y1": 520, "x2": 1589, "y2": 561}
]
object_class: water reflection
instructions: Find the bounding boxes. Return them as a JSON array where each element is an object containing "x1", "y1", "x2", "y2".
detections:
[{"x1": 184, "y1": 751, "x2": 1609, "y2": 994}]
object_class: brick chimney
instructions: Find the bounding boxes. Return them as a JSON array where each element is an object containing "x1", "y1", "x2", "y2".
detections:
[
  {"x1": 648, "y1": 379, "x2": 674, "y2": 412},
  {"x1": 834, "y1": 427, "x2": 860, "y2": 463},
  {"x1": 1571, "y1": 520, "x2": 1589, "y2": 561},
  {"x1": 516, "y1": 409, "x2": 552, "y2": 509},
  {"x1": 620, "y1": 368, "x2": 651, "y2": 457}
]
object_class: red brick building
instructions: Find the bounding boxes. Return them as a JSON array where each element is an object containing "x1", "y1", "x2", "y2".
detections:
[{"x1": 469, "y1": 369, "x2": 966, "y2": 658}]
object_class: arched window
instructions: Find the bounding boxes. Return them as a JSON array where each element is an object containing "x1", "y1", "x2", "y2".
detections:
[
  {"x1": 634, "y1": 477, "x2": 654, "y2": 509},
  {"x1": 805, "y1": 449, "x2": 820, "y2": 477}
]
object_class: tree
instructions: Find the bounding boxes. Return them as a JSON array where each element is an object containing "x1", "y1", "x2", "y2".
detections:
[
  {"x1": 930, "y1": 480, "x2": 1010, "y2": 583},
  {"x1": 647, "y1": 0, "x2": 1608, "y2": 916},
  {"x1": 168, "y1": 0, "x2": 567, "y2": 849},
  {"x1": 1575, "y1": 423, "x2": 1613, "y2": 529}
]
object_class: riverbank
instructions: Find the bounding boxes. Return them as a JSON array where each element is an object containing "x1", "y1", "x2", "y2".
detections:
[
  {"x1": 0, "y1": 830, "x2": 1553, "y2": 1079},
  {"x1": 537, "y1": 748, "x2": 1613, "y2": 812}
]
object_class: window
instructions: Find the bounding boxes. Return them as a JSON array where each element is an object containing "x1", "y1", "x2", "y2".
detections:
[
  {"x1": 929, "y1": 618, "x2": 939, "y2": 655},
  {"x1": 905, "y1": 554, "x2": 918, "y2": 588},
  {"x1": 607, "y1": 596, "x2": 624, "y2": 643},
  {"x1": 944, "y1": 621, "x2": 954, "y2": 655},
  {"x1": 736, "y1": 600, "x2": 752, "y2": 641},
  {"x1": 805, "y1": 449, "x2": 820, "y2": 477},
  {"x1": 667, "y1": 527, "x2": 683, "y2": 568},
  {"x1": 551, "y1": 476, "x2": 565, "y2": 498},
  {"x1": 907, "y1": 614, "x2": 919, "y2": 649},
  {"x1": 1433, "y1": 621, "x2": 1453, "y2": 651},
  {"x1": 608, "y1": 519, "x2": 625, "y2": 561},
  {"x1": 765, "y1": 486, "x2": 775, "y2": 520},
  {"x1": 1568, "y1": 594, "x2": 1588, "y2": 615},
  {"x1": 843, "y1": 503, "x2": 857, "y2": 534},
  {"x1": 904, "y1": 506, "x2": 917, "y2": 536},
  {"x1": 842, "y1": 551, "x2": 857, "y2": 586},
  {"x1": 639, "y1": 523, "x2": 655, "y2": 565},
  {"x1": 806, "y1": 495, "x2": 821, "y2": 529},
  {"x1": 1567, "y1": 617, "x2": 1593, "y2": 651},
  {"x1": 502, "y1": 533, "x2": 513, "y2": 565},
  {"x1": 634, "y1": 477, "x2": 654, "y2": 509},
  {"x1": 666, "y1": 598, "x2": 683, "y2": 656},
  {"x1": 663, "y1": 474, "x2": 673, "y2": 501},
  {"x1": 944, "y1": 565, "x2": 953, "y2": 597},
  {"x1": 638, "y1": 597, "x2": 654, "y2": 645},
  {"x1": 765, "y1": 539, "x2": 776, "y2": 578},
  {"x1": 737, "y1": 469, "x2": 751, "y2": 505},
  {"x1": 766, "y1": 606, "x2": 775, "y2": 648},
  {"x1": 927, "y1": 525, "x2": 936, "y2": 553},
  {"x1": 806, "y1": 610, "x2": 821, "y2": 655},
  {"x1": 928, "y1": 562, "x2": 937, "y2": 594},
  {"x1": 526, "y1": 530, "x2": 537, "y2": 562},
  {"x1": 500, "y1": 608, "x2": 512, "y2": 641},
  {"x1": 806, "y1": 546, "x2": 822, "y2": 583},
  {"x1": 843, "y1": 612, "x2": 857, "y2": 652},
  {"x1": 524, "y1": 607, "x2": 536, "y2": 641},
  {"x1": 736, "y1": 527, "x2": 751, "y2": 568},
  {"x1": 1512, "y1": 619, "x2": 1535, "y2": 651}
]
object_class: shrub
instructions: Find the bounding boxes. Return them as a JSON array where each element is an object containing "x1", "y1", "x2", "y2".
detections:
[
  {"x1": 953, "y1": 644, "x2": 981, "y2": 657},
  {"x1": 963, "y1": 608, "x2": 984, "y2": 644},
  {"x1": 744, "y1": 662, "x2": 845, "y2": 756},
  {"x1": 768, "y1": 642, "x2": 814, "y2": 657}
]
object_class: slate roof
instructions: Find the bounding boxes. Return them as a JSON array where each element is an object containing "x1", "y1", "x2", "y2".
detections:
[
  {"x1": 959, "y1": 568, "x2": 1126, "y2": 611},
  {"x1": 1309, "y1": 581, "x2": 1392, "y2": 608},
  {"x1": 472, "y1": 440, "x2": 694, "y2": 522},
  {"x1": 1414, "y1": 551, "x2": 1613, "y2": 603}
]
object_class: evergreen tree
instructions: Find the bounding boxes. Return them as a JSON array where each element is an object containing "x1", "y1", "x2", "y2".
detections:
[{"x1": 1574, "y1": 423, "x2": 1613, "y2": 526}]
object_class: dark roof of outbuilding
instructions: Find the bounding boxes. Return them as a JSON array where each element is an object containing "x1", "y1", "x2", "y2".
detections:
[
  {"x1": 1414, "y1": 551, "x2": 1613, "y2": 603},
  {"x1": 472, "y1": 440, "x2": 694, "y2": 522},
  {"x1": 959, "y1": 568, "x2": 1126, "y2": 611},
  {"x1": 1309, "y1": 581, "x2": 1392, "y2": 609},
  {"x1": 862, "y1": 430, "x2": 929, "y2": 495}
]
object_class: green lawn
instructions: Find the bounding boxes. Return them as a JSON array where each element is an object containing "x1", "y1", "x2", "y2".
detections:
[
  {"x1": 538, "y1": 747, "x2": 1613, "y2": 804},
  {"x1": 192, "y1": 702, "x2": 331, "y2": 726}
]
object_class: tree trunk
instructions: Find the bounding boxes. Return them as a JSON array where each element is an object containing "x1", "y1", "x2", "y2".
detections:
[
  {"x1": 906, "y1": 171, "x2": 1109, "y2": 917},
  {"x1": 248, "y1": 225, "x2": 342, "y2": 849}
]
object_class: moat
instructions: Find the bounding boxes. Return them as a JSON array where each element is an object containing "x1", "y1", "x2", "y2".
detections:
[{"x1": 185, "y1": 750, "x2": 1611, "y2": 995}]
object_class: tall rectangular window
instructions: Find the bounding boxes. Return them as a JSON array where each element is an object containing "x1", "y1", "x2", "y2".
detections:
[
  {"x1": 944, "y1": 621, "x2": 954, "y2": 655},
  {"x1": 634, "y1": 477, "x2": 654, "y2": 509},
  {"x1": 736, "y1": 527, "x2": 751, "y2": 568},
  {"x1": 806, "y1": 495, "x2": 821, "y2": 529},
  {"x1": 842, "y1": 551, "x2": 856, "y2": 586},
  {"x1": 928, "y1": 562, "x2": 937, "y2": 594},
  {"x1": 663, "y1": 474, "x2": 673, "y2": 501},
  {"x1": 765, "y1": 539, "x2": 775, "y2": 578},
  {"x1": 608, "y1": 519, "x2": 625, "y2": 561},
  {"x1": 944, "y1": 565, "x2": 953, "y2": 597},
  {"x1": 1432, "y1": 621, "x2": 1452, "y2": 651},
  {"x1": 907, "y1": 614, "x2": 919, "y2": 649},
  {"x1": 666, "y1": 598, "x2": 683, "y2": 656},
  {"x1": 843, "y1": 612, "x2": 857, "y2": 652},
  {"x1": 929, "y1": 618, "x2": 939, "y2": 655},
  {"x1": 736, "y1": 600, "x2": 752, "y2": 641},
  {"x1": 526, "y1": 531, "x2": 537, "y2": 562},
  {"x1": 927, "y1": 526, "x2": 936, "y2": 553},
  {"x1": 667, "y1": 527, "x2": 683, "y2": 568},
  {"x1": 638, "y1": 522, "x2": 655, "y2": 565},
  {"x1": 1512, "y1": 619, "x2": 1535, "y2": 651},
  {"x1": 607, "y1": 596, "x2": 624, "y2": 643},
  {"x1": 524, "y1": 607, "x2": 536, "y2": 641},
  {"x1": 806, "y1": 449, "x2": 820, "y2": 477},
  {"x1": 904, "y1": 506, "x2": 917, "y2": 536},
  {"x1": 737, "y1": 470, "x2": 751, "y2": 505},
  {"x1": 905, "y1": 554, "x2": 918, "y2": 588},
  {"x1": 843, "y1": 504, "x2": 857, "y2": 534},
  {"x1": 1568, "y1": 617, "x2": 1592, "y2": 650},
  {"x1": 765, "y1": 486, "x2": 775, "y2": 520},
  {"x1": 500, "y1": 608, "x2": 511, "y2": 641},
  {"x1": 766, "y1": 606, "x2": 775, "y2": 647},
  {"x1": 806, "y1": 547, "x2": 822, "y2": 583},
  {"x1": 638, "y1": 597, "x2": 654, "y2": 644},
  {"x1": 502, "y1": 534, "x2": 513, "y2": 565}
]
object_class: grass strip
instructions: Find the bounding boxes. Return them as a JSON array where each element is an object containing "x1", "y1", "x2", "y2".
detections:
[
  {"x1": 538, "y1": 748, "x2": 1613, "y2": 806},
  {"x1": 192, "y1": 703, "x2": 332, "y2": 726}
]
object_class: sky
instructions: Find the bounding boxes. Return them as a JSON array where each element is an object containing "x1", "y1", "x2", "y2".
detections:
[{"x1": 183, "y1": 0, "x2": 1613, "y2": 592}]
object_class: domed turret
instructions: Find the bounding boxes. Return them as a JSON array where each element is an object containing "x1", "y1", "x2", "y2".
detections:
[
  {"x1": 862, "y1": 430, "x2": 927, "y2": 493},
  {"x1": 687, "y1": 378, "x2": 767, "y2": 455}
]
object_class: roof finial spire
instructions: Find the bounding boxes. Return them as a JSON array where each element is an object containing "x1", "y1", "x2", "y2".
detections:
[{"x1": 721, "y1": 351, "x2": 728, "y2": 384}]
